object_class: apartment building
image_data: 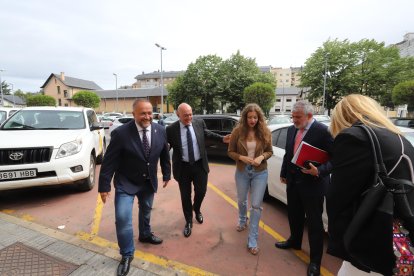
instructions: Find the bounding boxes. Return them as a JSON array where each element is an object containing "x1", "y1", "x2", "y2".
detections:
[
  {"x1": 393, "y1": 33, "x2": 414, "y2": 58},
  {"x1": 270, "y1": 67, "x2": 302, "y2": 88},
  {"x1": 132, "y1": 71, "x2": 184, "y2": 89}
]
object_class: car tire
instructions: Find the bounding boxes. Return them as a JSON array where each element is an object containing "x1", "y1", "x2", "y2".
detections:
[
  {"x1": 78, "y1": 155, "x2": 96, "y2": 191},
  {"x1": 96, "y1": 138, "x2": 106, "y2": 164}
]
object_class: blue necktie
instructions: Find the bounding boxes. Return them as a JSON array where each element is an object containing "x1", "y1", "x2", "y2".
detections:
[
  {"x1": 142, "y1": 128, "x2": 150, "y2": 159},
  {"x1": 186, "y1": 125, "x2": 195, "y2": 164}
]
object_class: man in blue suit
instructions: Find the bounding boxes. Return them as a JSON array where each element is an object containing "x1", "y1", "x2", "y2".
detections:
[
  {"x1": 99, "y1": 99, "x2": 171, "y2": 276},
  {"x1": 275, "y1": 101, "x2": 333, "y2": 276}
]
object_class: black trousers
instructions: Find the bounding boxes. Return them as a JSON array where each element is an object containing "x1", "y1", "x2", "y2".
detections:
[
  {"x1": 178, "y1": 160, "x2": 208, "y2": 223},
  {"x1": 286, "y1": 184, "x2": 325, "y2": 265}
]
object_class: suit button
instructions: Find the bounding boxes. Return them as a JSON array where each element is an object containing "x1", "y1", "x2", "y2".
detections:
[
  {"x1": 143, "y1": 174, "x2": 146, "y2": 177},
  {"x1": 147, "y1": 163, "x2": 150, "y2": 166}
]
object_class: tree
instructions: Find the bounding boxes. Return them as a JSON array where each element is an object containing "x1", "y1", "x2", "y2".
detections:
[
  {"x1": 392, "y1": 80, "x2": 414, "y2": 110},
  {"x1": 243, "y1": 82, "x2": 276, "y2": 117},
  {"x1": 1, "y1": 81, "x2": 11, "y2": 95},
  {"x1": 26, "y1": 95, "x2": 56, "y2": 106},
  {"x1": 219, "y1": 51, "x2": 270, "y2": 112},
  {"x1": 167, "y1": 75, "x2": 199, "y2": 110},
  {"x1": 300, "y1": 38, "x2": 413, "y2": 113},
  {"x1": 72, "y1": 91, "x2": 101, "y2": 108}
]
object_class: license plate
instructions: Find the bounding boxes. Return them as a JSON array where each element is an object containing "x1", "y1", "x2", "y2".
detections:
[{"x1": 0, "y1": 169, "x2": 37, "y2": 180}]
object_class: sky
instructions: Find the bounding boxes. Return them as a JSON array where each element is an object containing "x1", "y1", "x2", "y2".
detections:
[{"x1": 0, "y1": 0, "x2": 413, "y2": 93}]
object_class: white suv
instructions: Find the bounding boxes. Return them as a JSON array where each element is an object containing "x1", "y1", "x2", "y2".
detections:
[{"x1": 0, "y1": 107, "x2": 106, "y2": 191}]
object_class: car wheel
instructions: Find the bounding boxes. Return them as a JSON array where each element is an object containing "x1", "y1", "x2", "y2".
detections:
[
  {"x1": 78, "y1": 155, "x2": 96, "y2": 191},
  {"x1": 96, "y1": 138, "x2": 106, "y2": 164}
]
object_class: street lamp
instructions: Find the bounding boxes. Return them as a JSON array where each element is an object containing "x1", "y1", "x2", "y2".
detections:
[
  {"x1": 9, "y1": 83, "x2": 15, "y2": 107},
  {"x1": 113, "y1": 73, "x2": 118, "y2": 112},
  {"x1": 0, "y1": 69, "x2": 5, "y2": 107},
  {"x1": 155, "y1": 43, "x2": 166, "y2": 114},
  {"x1": 322, "y1": 54, "x2": 329, "y2": 114}
]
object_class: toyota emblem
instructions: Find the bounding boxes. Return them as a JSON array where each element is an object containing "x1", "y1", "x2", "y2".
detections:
[{"x1": 9, "y1": 152, "x2": 24, "y2": 161}]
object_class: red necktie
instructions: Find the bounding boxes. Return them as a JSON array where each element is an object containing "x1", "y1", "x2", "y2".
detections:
[{"x1": 294, "y1": 129, "x2": 305, "y2": 153}]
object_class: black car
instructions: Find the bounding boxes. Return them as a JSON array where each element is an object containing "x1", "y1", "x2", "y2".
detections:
[{"x1": 193, "y1": 114, "x2": 240, "y2": 157}]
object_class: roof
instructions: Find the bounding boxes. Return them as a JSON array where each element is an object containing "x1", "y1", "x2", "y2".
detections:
[
  {"x1": 276, "y1": 87, "x2": 310, "y2": 96},
  {"x1": 94, "y1": 87, "x2": 169, "y2": 99},
  {"x1": 40, "y1": 73, "x2": 102, "y2": 90},
  {"x1": 135, "y1": 71, "x2": 184, "y2": 80},
  {"x1": 3, "y1": 94, "x2": 26, "y2": 105}
]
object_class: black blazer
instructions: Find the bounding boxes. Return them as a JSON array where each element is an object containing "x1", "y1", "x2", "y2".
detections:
[
  {"x1": 98, "y1": 120, "x2": 171, "y2": 194},
  {"x1": 280, "y1": 120, "x2": 333, "y2": 196},
  {"x1": 327, "y1": 125, "x2": 414, "y2": 271},
  {"x1": 166, "y1": 118, "x2": 223, "y2": 181}
]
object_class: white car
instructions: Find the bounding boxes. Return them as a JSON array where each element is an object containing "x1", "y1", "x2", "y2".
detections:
[
  {"x1": 0, "y1": 107, "x2": 106, "y2": 191},
  {"x1": 266, "y1": 123, "x2": 414, "y2": 228}
]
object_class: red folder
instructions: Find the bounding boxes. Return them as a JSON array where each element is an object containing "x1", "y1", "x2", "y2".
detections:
[{"x1": 291, "y1": 141, "x2": 329, "y2": 169}]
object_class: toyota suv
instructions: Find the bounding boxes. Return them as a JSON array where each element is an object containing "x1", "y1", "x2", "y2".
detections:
[{"x1": 0, "y1": 107, "x2": 106, "y2": 191}]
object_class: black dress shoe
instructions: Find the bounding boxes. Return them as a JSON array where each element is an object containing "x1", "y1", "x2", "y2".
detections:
[
  {"x1": 307, "y1": 262, "x2": 320, "y2": 276},
  {"x1": 117, "y1": 256, "x2": 133, "y2": 276},
  {"x1": 184, "y1": 222, "x2": 192, "y2": 237},
  {"x1": 138, "y1": 233, "x2": 163, "y2": 245},
  {"x1": 274, "y1": 240, "x2": 301, "y2": 250},
  {"x1": 195, "y1": 212, "x2": 203, "y2": 224}
]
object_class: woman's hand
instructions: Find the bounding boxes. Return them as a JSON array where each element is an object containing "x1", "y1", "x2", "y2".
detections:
[
  {"x1": 239, "y1": 155, "x2": 254, "y2": 165},
  {"x1": 252, "y1": 155, "x2": 265, "y2": 166}
]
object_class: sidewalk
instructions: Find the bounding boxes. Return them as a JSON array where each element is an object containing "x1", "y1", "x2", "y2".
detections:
[{"x1": 0, "y1": 212, "x2": 185, "y2": 276}]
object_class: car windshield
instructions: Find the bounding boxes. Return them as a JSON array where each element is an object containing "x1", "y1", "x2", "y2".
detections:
[
  {"x1": 0, "y1": 111, "x2": 6, "y2": 124},
  {"x1": 404, "y1": 132, "x2": 414, "y2": 146},
  {"x1": 1, "y1": 110, "x2": 85, "y2": 130}
]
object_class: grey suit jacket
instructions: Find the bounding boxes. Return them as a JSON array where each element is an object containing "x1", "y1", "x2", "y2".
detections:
[{"x1": 166, "y1": 118, "x2": 223, "y2": 181}]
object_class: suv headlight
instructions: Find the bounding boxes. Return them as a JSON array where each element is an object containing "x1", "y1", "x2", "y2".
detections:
[{"x1": 56, "y1": 139, "x2": 83, "y2": 158}]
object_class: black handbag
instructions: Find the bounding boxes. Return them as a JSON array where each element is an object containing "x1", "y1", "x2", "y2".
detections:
[{"x1": 343, "y1": 124, "x2": 414, "y2": 276}]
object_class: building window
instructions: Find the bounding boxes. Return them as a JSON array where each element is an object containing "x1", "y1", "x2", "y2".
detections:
[
  {"x1": 64, "y1": 103, "x2": 68, "y2": 107},
  {"x1": 64, "y1": 90, "x2": 68, "y2": 98},
  {"x1": 276, "y1": 99, "x2": 281, "y2": 102},
  {"x1": 286, "y1": 99, "x2": 292, "y2": 102},
  {"x1": 57, "y1": 86, "x2": 61, "y2": 94},
  {"x1": 58, "y1": 99, "x2": 62, "y2": 106},
  {"x1": 275, "y1": 108, "x2": 280, "y2": 112}
]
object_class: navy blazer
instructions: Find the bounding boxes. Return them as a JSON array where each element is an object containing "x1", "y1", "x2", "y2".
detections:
[
  {"x1": 98, "y1": 120, "x2": 171, "y2": 194},
  {"x1": 280, "y1": 120, "x2": 333, "y2": 196},
  {"x1": 166, "y1": 118, "x2": 223, "y2": 181}
]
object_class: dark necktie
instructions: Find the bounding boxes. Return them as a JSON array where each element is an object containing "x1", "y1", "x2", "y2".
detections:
[
  {"x1": 142, "y1": 128, "x2": 150, "y2": 159},
  {"x1": 185, "y1": 125, "x2": 195, "y2": 164}
]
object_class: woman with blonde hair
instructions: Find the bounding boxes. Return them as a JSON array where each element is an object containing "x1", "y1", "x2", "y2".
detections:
[
  {"x1": 327, "y1": 94, "x2": 414, "y2": 275},
  {"x1": 228, "y1": 103, "x2": 273, "y2": 255}
]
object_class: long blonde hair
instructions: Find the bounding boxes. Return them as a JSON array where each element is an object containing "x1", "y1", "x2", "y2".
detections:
[
  {"x1": 330, "y1": 94, "x2": 401, "y2": 137},
  {"x1": 235, "y1": 103, "x2": 271, "y2": 145}
]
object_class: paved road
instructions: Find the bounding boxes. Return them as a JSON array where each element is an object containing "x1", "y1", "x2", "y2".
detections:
[{"x1": 0, "y1": 157, "x2": 341, "y2": 275}]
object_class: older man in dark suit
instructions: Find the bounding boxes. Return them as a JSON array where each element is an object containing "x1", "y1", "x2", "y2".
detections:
[
  {"x1": 99, "y1": 99, "x2": 171, "y2": 276},
  {"x1": 275, "y1": 101, "x2": 333, "y2": 276},
  {"x1": 166, "y1": 103, "x2": 230, "y2": 237}
]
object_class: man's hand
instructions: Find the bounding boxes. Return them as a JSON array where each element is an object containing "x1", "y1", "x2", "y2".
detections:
[
  {"x1": 280, "y1": 177, "x2": 287, "y2": 184},
  {"x1": 163, "y1": 180, "x2": 170, "y2": 188},
  {"x1": 301, "y1": 163, "x2": 319, "y2": 176},
  {"x1": 223, "y1": 134, "x2": 231, "y2": 144},
  {"x1": 100, "y1": 192, "x2": 110, "y2": 204}
]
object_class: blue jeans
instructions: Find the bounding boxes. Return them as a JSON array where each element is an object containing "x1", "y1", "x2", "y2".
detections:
[
  {"x1": 235, "y1": 165, "x2": 268, "y2": 248},
  {"x1": 114, "y1": 186, "x2": 154, "y2": 257}
]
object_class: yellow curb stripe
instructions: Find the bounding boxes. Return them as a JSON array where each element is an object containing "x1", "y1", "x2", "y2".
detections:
[
  {"x1": 91, "y1": 194, "x2": 104, "y2": 236},
  {"x1": 208, "y1": 181, "x2": 334, "y2": 276},
  {"x1": 76, "y1": 231, "x2": 217, "y2": 276}
]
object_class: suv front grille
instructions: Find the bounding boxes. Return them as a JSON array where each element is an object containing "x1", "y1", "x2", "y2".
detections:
[{"x1": 0, "y1": 147, "x2": 53, "y2": 165}]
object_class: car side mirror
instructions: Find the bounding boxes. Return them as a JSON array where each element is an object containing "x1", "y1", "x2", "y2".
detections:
[{"x1": 91, "y1": 122, "x2": 104, "y2": 130}]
